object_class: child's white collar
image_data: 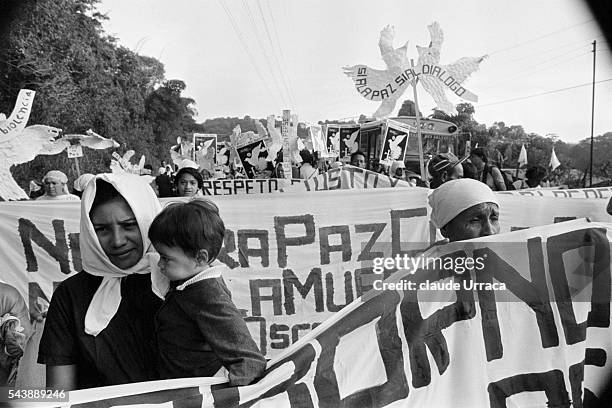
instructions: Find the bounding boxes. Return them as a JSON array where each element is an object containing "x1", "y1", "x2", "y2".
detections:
[{"x1": 175, "y1": 262, "x2": 224, "y2": 291}]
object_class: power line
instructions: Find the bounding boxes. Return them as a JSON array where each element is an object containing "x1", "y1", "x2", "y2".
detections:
[
  {"x1": 240, "y1": 0, "x2": 290, "y2": 107},
  {"x1": 479, "y1": 49, "x2": 591, "y2": 90},
  {"x1": 478, "y1": 78, "x2": 612, "y2": 107},
  {"x1": 254, "y1": 0, "x2": 297, "y2": 108},
  {"x1": 216, "y1": 0, "x2": 283, "y2": 109},
  {"x1": 263, "y1": 0, "x2": 299, "y2": 109},
  {"x1": 488, "y1": 19, "x2": 595, "y2": 56},
  {"x1": 488, "y1": 37, "x2": 601, "y2": 67}
]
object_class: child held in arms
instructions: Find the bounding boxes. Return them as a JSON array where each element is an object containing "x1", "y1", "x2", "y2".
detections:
[{"x1": 148, "y1": 198, "x2": 266, "y2": 385}]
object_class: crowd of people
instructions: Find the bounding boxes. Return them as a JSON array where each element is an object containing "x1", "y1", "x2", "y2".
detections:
[
  {"x1": 23, "y1": 145, "x2": 555, "y2": 203},
  {"x1": 0, "y1": 144, "x2": 599, "y2": 391}
]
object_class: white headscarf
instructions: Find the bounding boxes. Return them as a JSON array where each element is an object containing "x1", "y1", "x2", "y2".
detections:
[
  {"x1": 80, "y1": 173, "x2": 162, "y2": 336},
  {"x1": 429, "y1": 178, "x2": 499, "y2": 229}
]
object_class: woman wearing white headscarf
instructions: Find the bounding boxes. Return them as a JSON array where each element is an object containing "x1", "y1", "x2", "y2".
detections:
[
  {"x1": 38, "y1": 173, "x2": 163, "y2": 390},
  {"x1": 429, "y1": 178, "x2": 501, "y2": 242},
  {"x1": 36, "y1": 170, "x2": 80, "y2": 201}
]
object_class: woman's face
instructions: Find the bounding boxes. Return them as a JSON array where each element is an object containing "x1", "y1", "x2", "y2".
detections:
[
  {"x1": 177, "y1": 173, "x2": 199, "y2": 196},
  {"x1": 90, "y1": 196, "x2": 144, "y2": 269},
  {"x1": 44, "y1": 178, "x2": 65, "y2": 197}
]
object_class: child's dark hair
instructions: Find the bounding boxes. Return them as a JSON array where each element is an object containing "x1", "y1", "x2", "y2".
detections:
[
  {"x1": 90, "y1": 180, "x2": 122, "y2": 215},
  {"x1": 148, "y1": 198, "x2": 225, "y2": 262}
]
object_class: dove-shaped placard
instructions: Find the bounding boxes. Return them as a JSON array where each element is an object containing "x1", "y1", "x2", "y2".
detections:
[
  {"x1": 0, "y1": 125, "x2": 65, "y2": 200},
  {"x1": 343, "y1": 22, "x2": 485, "y2": 117},
  {"x1": 0, "y1": 89, "x2": 36, "y2": 143},
  {"x1": 415, "y1": 22, "x2": 486, "y2": 115}
]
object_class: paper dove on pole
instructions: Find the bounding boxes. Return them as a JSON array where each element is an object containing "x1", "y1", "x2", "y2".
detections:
[
  {"x1": 518, "y1": 144, "x2": 528, "y2": 167},
  {"x1": 0, "y1": 125, "x2": 64, "y2": 200},
  {"x1": 343, "y1": 22, "x2": 486, "y2": 117},
  {"x1": 549, "y1": 146, "x2": 561, "y2": 171}
]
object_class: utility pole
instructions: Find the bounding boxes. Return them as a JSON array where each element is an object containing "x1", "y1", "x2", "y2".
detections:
[{"x1": 589, "y1": 40, "x2": 596, "y2": 187}]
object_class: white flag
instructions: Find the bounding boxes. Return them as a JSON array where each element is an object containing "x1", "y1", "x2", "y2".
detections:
[
  {"x1": 549, "y1": 146, "x2": 561, "y2": 171},
  {"x1": 518, "y1": 144, "x2": 528, "y2": 167}
]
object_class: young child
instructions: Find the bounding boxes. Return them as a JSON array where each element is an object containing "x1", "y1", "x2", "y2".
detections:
[{"x1": 148, "y1": 198, "x2": 266, "y2": 385}]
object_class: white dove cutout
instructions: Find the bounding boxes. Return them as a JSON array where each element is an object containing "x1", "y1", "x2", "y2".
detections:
[
  {"x1": 329, "y1": 131, "x2": 340, "y2": 152},
  {"x1": 343, "y1": 25, "x2": 410, "y2": 118},
  {"x1": 344, "y1": 23, "x2": 485, "y2": 117},
  {"x1": 346, "y1": 130, "x2": 360, "y2": 154},
  {"x1": 0, "y1": 125, "x2": 65, "y2": 200},
  {"x1": 216, "y1": 146, "x2": 229, "y2": 165},
  {"x1": 415, "y1": 22, "x2": 486, "y2": 115},
  {"x1": 265, "y1": 117, "x2": 283, "y2": 163},
  {"x1": 388, "y1": 134, "x2": 406, "y2": 160}
]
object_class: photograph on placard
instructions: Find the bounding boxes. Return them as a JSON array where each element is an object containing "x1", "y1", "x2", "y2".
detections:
[
  {"x1": 339, "y1": 126, "x2": 361, "y2": 159},
  {"x1": 379, "y1": 124, "x2": 409, "y2": 166},
  {"x1": 236, "y1": 139, "x2": 270, "y2": 179}
]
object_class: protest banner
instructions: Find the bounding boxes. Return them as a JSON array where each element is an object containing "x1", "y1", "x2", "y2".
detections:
[
  {"x1": 280, "y1": 165, "x2": 414, "y2": 192},
  {"x1": 25, "y1": 219, "x2": 612, "y2": 407},
  {"x1": 200, "y1": 178, "x2": 302, "y2": 196},
  {"x1": 499, "y1": 186, "x2": 612, "y2": 199},
  {"x1": 0, "y1": 188, "x2": 431, "y2": 360}
]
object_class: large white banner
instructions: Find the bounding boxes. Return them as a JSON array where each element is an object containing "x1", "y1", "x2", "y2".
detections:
[
  {"x1": 1, "y1": 189, "x2": 611, "y2": 361},
  {"x1": 23, "y1": 219, "x2": 612, "y2": 408}
]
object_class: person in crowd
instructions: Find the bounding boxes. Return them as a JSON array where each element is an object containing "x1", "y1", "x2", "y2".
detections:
[
  {"x1": 350, "y1": 151, "x2": 366, "y2": 169},
  {"x1": 461, "y1": 161, "x2": 478, "y2": 180},
  {"x1": 73, "y1": 173, "x2": 95, "y2": 199},
  {"x1": 175, "y1": 167, "x2": 204, "y2": 197},
  {"x1": 469, "y1": 147, "x2": 507, "y2": 191},
  {"x1": 155, "y1": 166, "x2": 174, "y2": 198},
  {"x1": 149, "y1": 198, "x2": 266, "y2": 385},
  {"x1": 0, "y1": 282, "x2": 32, "y2": 386},
  {"x1": 429, "y1": 178, "x2": 500, "y2": 242},
  {"x1": 299, "y1": 149, "x2": 318, "y2": 179},
  {"x1": 38, "y1": 173, "x2": 163, "y2": 390},
  {"x1": 142, "y1": 164, "x2": 154, "y2": 175},
  {"x1": 428, "y1": 152, "x2": 465, "y2": 189},
  {"x1": 389, "y1": 160, "x2": 406, "y2": 179},
  {"x1": 514, "y1": 165, "x2": 547, "y2": 189},
  {"x1": 36, "y1": 171, "x2": 80, "y2": 201},
  {"x1": 273, "y1": 162, "x2": 285, "y2": 178}
]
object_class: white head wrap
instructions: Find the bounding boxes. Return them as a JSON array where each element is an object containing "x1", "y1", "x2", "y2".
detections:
[
  {"x1": 429, "y1": 178, "x2": 499, "y2": 229},
  {"x1": 43, "y1": 170, "x2": 68, "y2": 184},
  {"x1": 73, "y1": 173, "x2": 95, "y2": 192},
  {"x1": 80, "y1": 173, "x2": 163, "y2": 336}
]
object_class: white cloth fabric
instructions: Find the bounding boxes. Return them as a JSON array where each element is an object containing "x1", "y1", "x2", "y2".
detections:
[
  {"x1": 80, "y1": 173, "x2": 162, "y2": 336},
  {"x1": 36, "y1": 193, "x2": 80, "y2": 201},
  {"x1": 428, "y1": 178, "x2": 499, "y2": 228},
  {"x1": 73, "y1": 173, "x2": 95, "y2": 192}
]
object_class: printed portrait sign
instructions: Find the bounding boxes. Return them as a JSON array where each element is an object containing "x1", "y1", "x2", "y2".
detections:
[
  {"x1": 193, "y1": 133, "x2": 217, "y2": 171},
  {"x1": 236, "y1": 139, "x2": 269, "y2": 179},
  {"x1": 324, "y1": 125, "x2": 340, "y2": 158},
  {"x1": 338, "y1": 125, "x2": 361, "y2": 158},
  {"x1": 379, "y1": 122, "x2": 409, "y2": 165}
]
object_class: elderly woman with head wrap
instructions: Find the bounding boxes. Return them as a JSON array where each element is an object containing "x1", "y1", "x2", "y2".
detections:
[
  {"x1": 38, "y1": 173, "x2": 164, "y2": 390},
  {"x1": 429, "y1": 178, "x2": 501, "y2": 242},
  {"x1": 36, "y1": 171, "x2": 80, "y2": 201}
]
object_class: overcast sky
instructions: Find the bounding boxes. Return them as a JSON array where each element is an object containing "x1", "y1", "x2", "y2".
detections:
[{"x1": 99, "y1": 0, "x2": 612, "y2": 143}]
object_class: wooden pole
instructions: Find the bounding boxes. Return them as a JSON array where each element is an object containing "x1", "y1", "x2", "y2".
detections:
[
  {"x1": 410, "y1": 59, "x2": 426, "y2": 182},
  {"x1": 588, "y1": 40, "x2": 596, "y2": 187},
  {"x1": 73, "y1": 157, "x2": 81, "y2": 177}
]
